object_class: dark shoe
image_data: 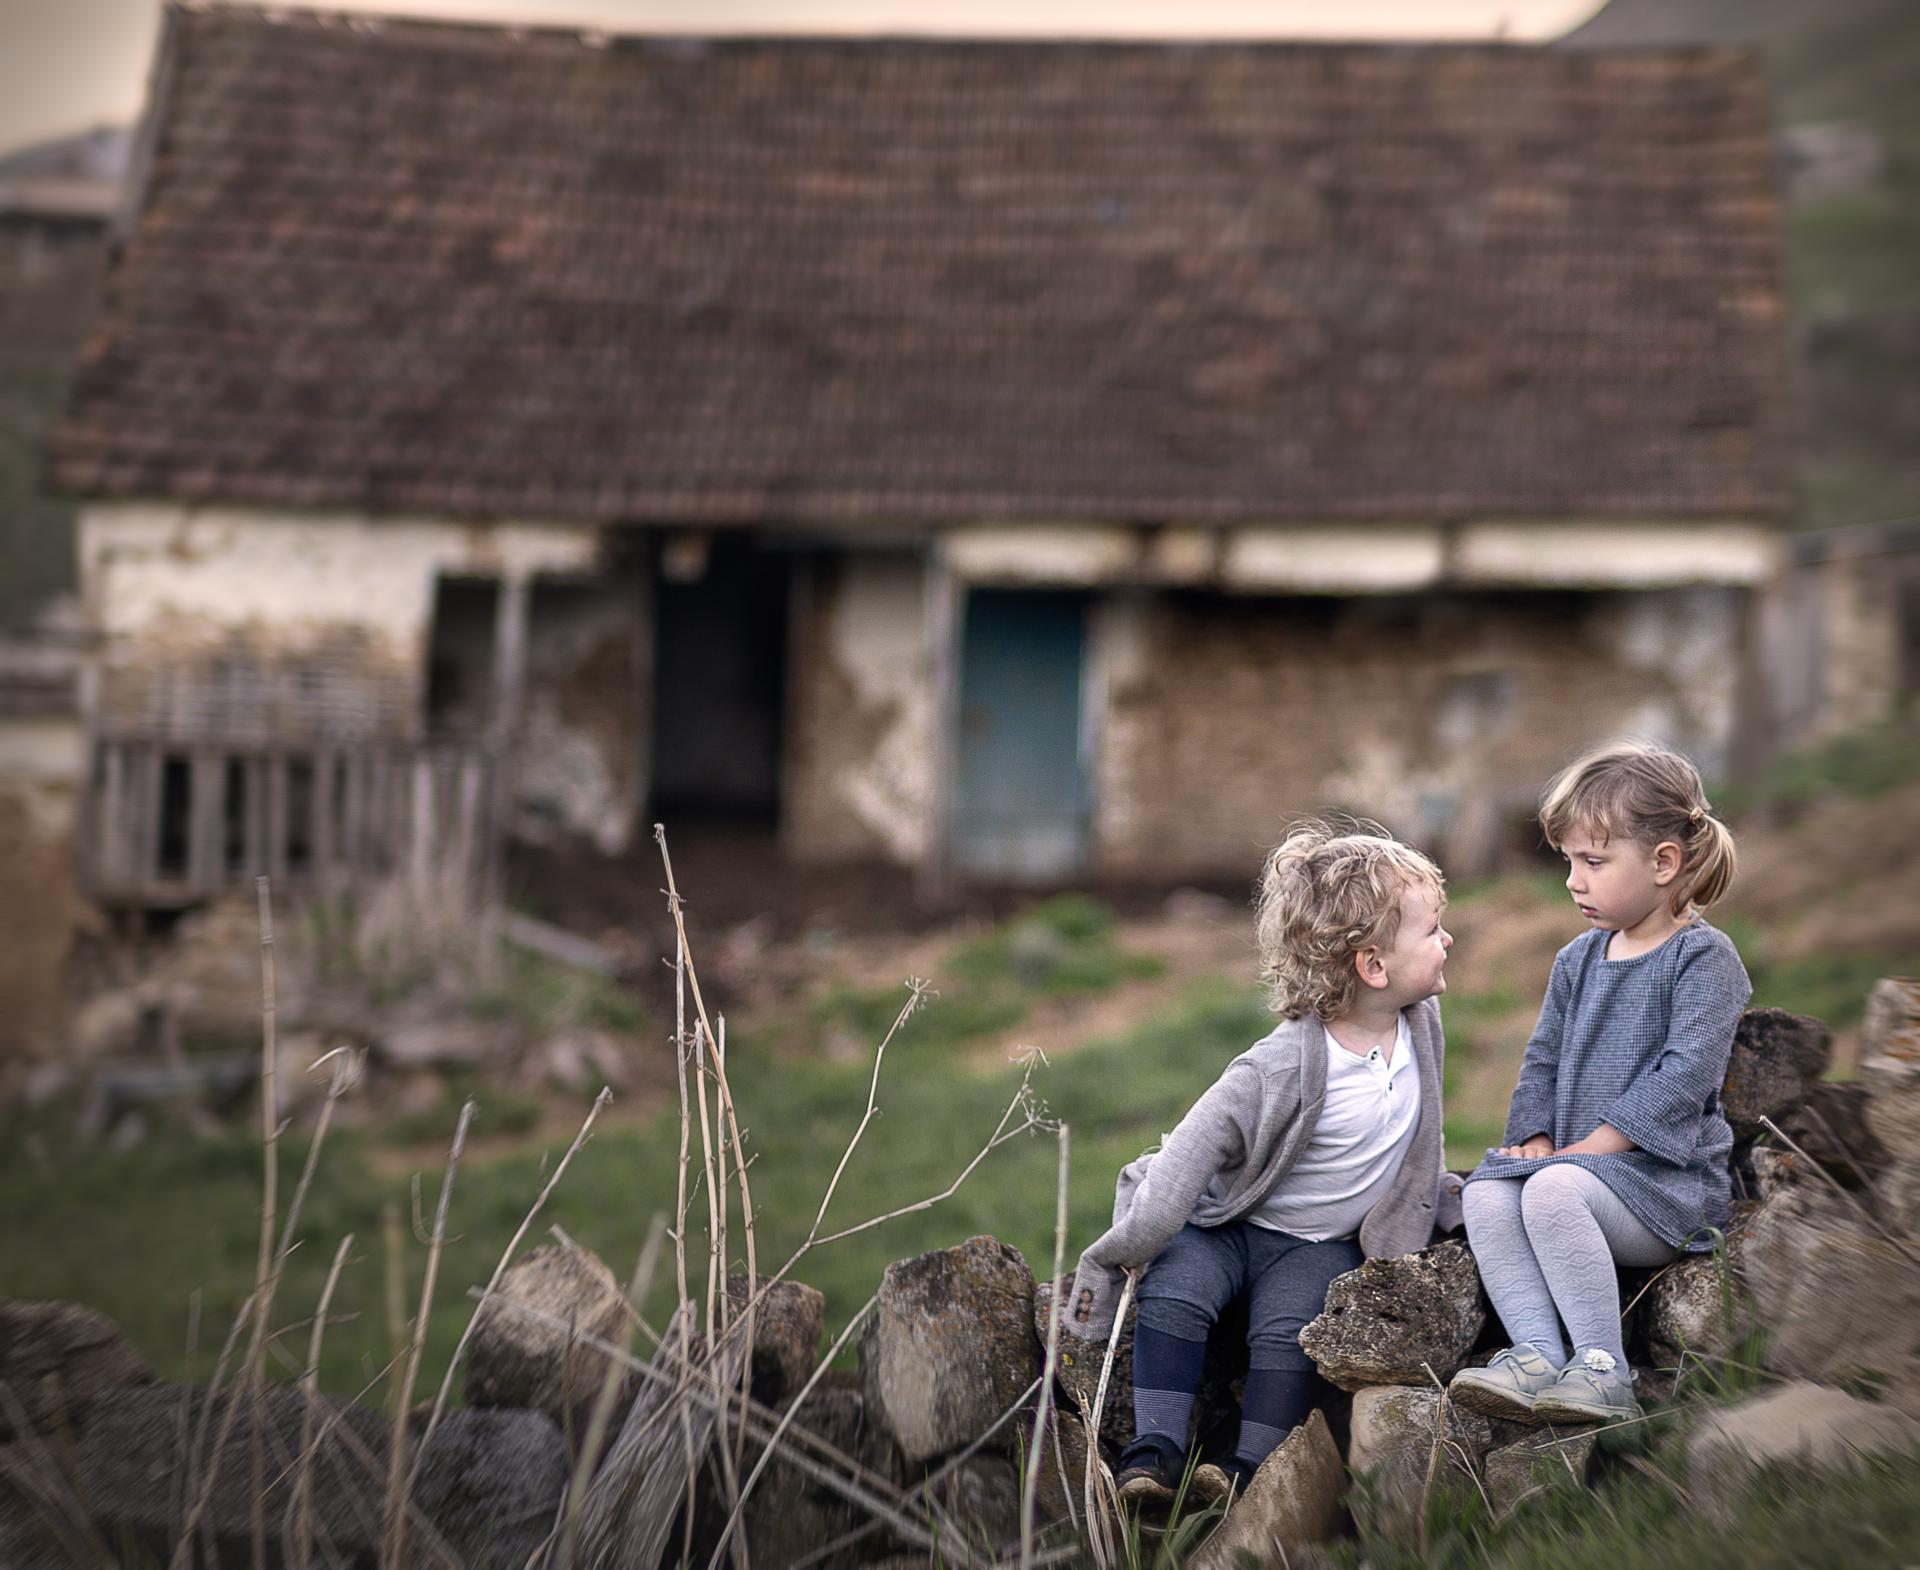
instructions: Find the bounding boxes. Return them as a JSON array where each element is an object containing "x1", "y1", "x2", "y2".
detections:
[
  {"x1": 1115, "y1": 1434, "x2": 1184, "y2": 1507},
  {"x1": 1190, "y1": 1455, "x2": 1258, "y2": 1505}
]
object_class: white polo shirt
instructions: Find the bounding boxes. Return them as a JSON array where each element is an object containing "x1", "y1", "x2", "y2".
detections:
[{"x1": 1248, "y1": 1012, "x2": 1422, "y2": 1243}]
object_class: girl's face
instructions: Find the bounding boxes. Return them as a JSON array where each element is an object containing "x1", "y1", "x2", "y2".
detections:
[{"x1": 1558, "y1": 825, "x2": 1681, "y2": 932}]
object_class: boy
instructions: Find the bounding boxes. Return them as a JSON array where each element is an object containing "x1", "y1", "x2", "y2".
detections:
[{"x1": 1061, "y1": 821, "x2": 1462, "y2": 1502}]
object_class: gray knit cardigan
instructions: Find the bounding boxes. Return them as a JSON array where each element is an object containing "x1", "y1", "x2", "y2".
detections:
[{"x1": 1061, "y1": 997, "x2": 1462, "y2": 1340}]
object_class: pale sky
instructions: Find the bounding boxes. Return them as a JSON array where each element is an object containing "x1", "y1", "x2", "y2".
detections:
[{"x1": 2, "y1": 0, "x2": 1604, "y2": 155}]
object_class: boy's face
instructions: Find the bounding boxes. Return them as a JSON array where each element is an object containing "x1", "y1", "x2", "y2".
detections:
[{"x1": 1369, "y1": 882, "x2": 1452, "y2": 1005}]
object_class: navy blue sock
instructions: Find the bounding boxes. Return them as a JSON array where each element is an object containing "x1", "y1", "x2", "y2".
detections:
[
  {"x1": 1234, "y1": 1366, "x2": 1319, "y2": 1467},
  {"x1": 1130, "y1": 1322, "x2": 1209, "y2": 1447}
]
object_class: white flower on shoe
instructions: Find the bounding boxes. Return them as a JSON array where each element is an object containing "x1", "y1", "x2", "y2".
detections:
[{"x1": 1580, "y1": 1348, "x2": 1618, "y2": 1374}]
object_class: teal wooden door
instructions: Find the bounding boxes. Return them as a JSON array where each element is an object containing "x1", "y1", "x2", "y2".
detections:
[{"x1": 953, "y1": 589, "x2": 1090, "y2": 880}]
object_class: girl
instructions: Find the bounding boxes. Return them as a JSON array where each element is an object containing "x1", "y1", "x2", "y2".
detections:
[
  {"x1": 1061, "y1": 822, "x2": 1463, "y2": 1503},
  {"x1": 1451, "y1": 740, "x2": 1749, "y2": 1426}
]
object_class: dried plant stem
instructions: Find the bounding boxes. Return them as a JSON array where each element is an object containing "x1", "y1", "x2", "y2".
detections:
[
  {"x1": 491, "y1": 1296, "x2": 960, "y2": 1562},
  {"x1": 290, "y1": 1234, "x2": 354, "y2": 1570},
  {"x1": 703, "y1": 1294, "x2": 878, "y2": 1570},
  {"x1": 555, "y1": 1215, "x2": 666, "y2": 1570},
  {"x1": 714, "y1": 1013, "x2": 759, "y2": 1472},
  {"x1": 669, "y1": 911, "x2": 700, "y2": 1570},
  {"x1": 1081, "y1": 1271, "x2": 1136, "y2": 1570},
  {"x1": 250, "y1": 876, "x2": 282, "y2": 1570},
  {"x1": 413, "y1": 1086, "x2": 613, "y2": 1469},
  {"x1": 382, "y1": 1098, "x2": 475, "y2": 1570},
  {"x1": 1021, "y1": 1122, "x2": 1070, "y2": 1569}
]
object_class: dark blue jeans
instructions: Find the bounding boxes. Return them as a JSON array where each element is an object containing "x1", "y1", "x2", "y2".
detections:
[{"x1": 1136, "y1": 1220, "x2": 1362, "y2": 1372}]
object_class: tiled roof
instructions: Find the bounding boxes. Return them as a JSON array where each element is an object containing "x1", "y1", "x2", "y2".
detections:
[{"x1": 52, "y1": 8, "x2": 1791, "y2": 525}]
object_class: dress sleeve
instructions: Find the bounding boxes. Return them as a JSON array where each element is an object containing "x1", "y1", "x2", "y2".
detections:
[
  {"x1": 1602, "y1": 935, "x2": 1752, "y2": 1166},
  {"x1": 1502, "y1": 952, "x2": 1571, "y2": 1147}
]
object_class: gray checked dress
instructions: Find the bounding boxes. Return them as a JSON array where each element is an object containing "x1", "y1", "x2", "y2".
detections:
[{"x1": 1464, "y1": 920, "x2": 1751, "y2": 1252}]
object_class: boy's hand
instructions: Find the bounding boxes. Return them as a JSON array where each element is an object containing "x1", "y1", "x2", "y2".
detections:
[{"x1": 1495, "y1": 1135, "x2": 1555, "y2": 1159}]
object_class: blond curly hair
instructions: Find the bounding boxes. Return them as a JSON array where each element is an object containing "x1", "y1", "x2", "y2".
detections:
[{"x1": 1255, "y1": 819, "x2": 1446, "y2": 1022}]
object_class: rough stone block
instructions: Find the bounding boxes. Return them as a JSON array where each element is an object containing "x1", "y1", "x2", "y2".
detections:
[
  {"x1": 1033, "y1": 1281, "x2": 1242, "y2": 1456},
  {"x1": 1860, "y1": 981, "x2": 1920, "y2": 1231},
  {"x1": 1345, "y1": 1384, "x2": 1492, "y2": 1542},
  {"x1": 1484, "y1": 1427, "x2": 1597, "y2": 1516},
  {"x1": 1774, "y1": 1081, "x2": 1887, "y2": 1191},
  {"x1": 1641, "y1": 1225, "x2": 1756, "y2": 1372},
  {"x1": 1721, "y1": 1008, "x2": 1831, "y2": 1142},
  {"x1": 465, "y1": 1243, "x2": 632, "y2": 1425},
  {"x1": 1299, "y1": 1240, "x2": 1487, "y2": 1392},
  {"x1": 0, "y1": 1301, "x2": 153, "y2": 1441},
  {"x1": 726, "y1": 1272, "x2": 827, "y2": 1408},
  {"x1": 862, "y1": 1236, "x2": 1040, "y2": 1465},
  {"x1": 1739, "y1": 1182, "x2": 1920, "y2": 1417},
  {"x1": 1685, "y1": 1381, "x2": 1920, "y2": 1523},
  {"x1": 1191, "y1": 1409, "x2": 1345, "y2": 1569}
]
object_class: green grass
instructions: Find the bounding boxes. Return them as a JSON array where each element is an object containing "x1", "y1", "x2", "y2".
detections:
[
  {"x1": 1319, "y1": 1449, "x2": 1920, "y2": 1570},
  {"x1": 1717, "y1": 721, "x2": 1920, "y2": 818}
]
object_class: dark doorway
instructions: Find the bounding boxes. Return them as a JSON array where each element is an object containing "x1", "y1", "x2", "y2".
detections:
[{"x1": 649, "y1": 535, "x2": 790, "y2": 824}]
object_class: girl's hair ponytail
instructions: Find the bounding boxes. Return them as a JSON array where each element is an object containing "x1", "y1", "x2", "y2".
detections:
[
  {"x1": 1686, "y1": 809, "x2": 1737, "y2": 912},
  {"x1": 1539, "y1": 739, "x2": 1738, "y2": 915}
]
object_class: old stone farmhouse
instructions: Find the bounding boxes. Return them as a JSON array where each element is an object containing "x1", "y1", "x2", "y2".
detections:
[{"x1": 50, "y1": 5, "x2": 1793, "y2": 901}]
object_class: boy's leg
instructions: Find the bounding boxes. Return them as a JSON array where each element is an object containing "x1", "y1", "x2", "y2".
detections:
[
  {"x1": 1132, "y1": 1223, "x2": 1248, "y2": 1452},
  {"x1": 1234, "y1": 1230, "x2": 1363, "y2": 1470},
  {"x1": 1461, "y1": 1176, "x2": 1569, "y2": 1363},
  {"x1": 1519, "y1": 1164, "x2": 1675, "y2": 1371}
]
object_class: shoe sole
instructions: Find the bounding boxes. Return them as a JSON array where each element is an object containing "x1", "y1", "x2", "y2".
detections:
[
  {"x1": 1533, "y1": 1396, "x2": 1641, "y2": 1426},
  {"x1": 1117, "y1": 1473, "x2": 1176, "y2": 1508},
  {"x1": 1447, "y1": 1377, "x2": 1545, "y2": 1425}
]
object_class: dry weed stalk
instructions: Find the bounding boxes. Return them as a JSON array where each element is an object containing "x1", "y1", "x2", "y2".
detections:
[
  {"x1": 290, "y1": 1233, "x2": 354, "y2": 1570},
  {"x1": 1080, "y1": 1270, "x2": 1137, "y2": 1570},
  {"x1": 412, "y1": 1085, "x2": 615, "y2": 1470},
  {"x1": 381, "y1": 1098, "x2": 475, "y2": 1570},
  {"x1": 1021, "y1": 1121, "x2": 1071, "y2": 1568}
]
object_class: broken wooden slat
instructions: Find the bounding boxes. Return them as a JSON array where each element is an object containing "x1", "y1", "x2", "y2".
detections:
[{"x1": 267, "y1": 753, "x2": 291, "y2": 884}]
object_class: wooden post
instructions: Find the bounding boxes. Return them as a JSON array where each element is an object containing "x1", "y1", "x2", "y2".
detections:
[
  {"x1": 484, "y1": 572, "x2": 530, "y2": 904},
  {"x1": 135, "y1": 745, "x2": 164, "y2": 895},
  {"x1": 918, "y1": 541, "x2": 962, "y2": 908},
  {"x1": 312, "y1": 751, "x2": 337, "y2": 892},
  {"x1": 189, "y1": 752, "x2": 225, "y2": 894},
  {"x1": 266, "y1": 754, "x2": 291, "y2": 886},
  {"x1": 409, "y1": 752, "x2": 435, "y2": 896},
  {"x1": 96, "y1": 740, "x2": 126, "y2": 895},
  {"x1": 342, "y1": 753, "x2": 366, "y2": 889},
  {"x1": 455, "y1": 751, "x2": 484, "y2": 891}
]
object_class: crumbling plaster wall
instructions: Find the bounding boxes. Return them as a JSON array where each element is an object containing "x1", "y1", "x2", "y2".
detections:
[
  {"x1": 78, "y1": 504, "x2": 599, "y2": 741},
  {"x1": 1092, "y1": 585, "x2": 1750, "y2": 879},
  {"x1": 0, "y1": 715, "x2": 82, "y2": 1062},
  {"x1": 784, "y1": 552, "x2": 932, "y2": 864}
]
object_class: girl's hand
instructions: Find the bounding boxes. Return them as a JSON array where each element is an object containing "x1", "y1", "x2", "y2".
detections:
[{"x1": 1495, "y1": 1135, "x2": 1556, "y2": 1159}]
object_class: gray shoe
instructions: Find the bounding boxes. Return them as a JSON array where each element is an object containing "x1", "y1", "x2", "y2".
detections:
[
  {"x1": 1532, "y1": 1348, "x2": 1644, "y2": 1425},
  {"x1": 1446, "y1": 1343, "x2": 1561, "y2": 1422}
]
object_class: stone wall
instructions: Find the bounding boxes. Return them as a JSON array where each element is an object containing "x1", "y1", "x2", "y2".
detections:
[
  {"x1": 1092, "y1": 584, "x2": 1749, "y2": 879},
  {"x1": 783, "y1": 550, "x2": 936, "y2": 865}
]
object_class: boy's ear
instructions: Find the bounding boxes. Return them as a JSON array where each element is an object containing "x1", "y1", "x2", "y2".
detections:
[{"x1": 1354, "y1": 946, "x2": 1390, "y2": 991}]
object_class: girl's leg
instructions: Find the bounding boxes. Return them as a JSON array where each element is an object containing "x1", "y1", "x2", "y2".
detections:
[
  {"x1": 1462, "y1": 1177, "x2": 1569, "y2": 1363},
  {"x1": 1133, "y1": 1223, "x2": 1247, "y2": 1449},
  {"x1": 1237, "y1": 1231, "x2": 1363, "y2": 1469},
  {"x1": 1519, "y1": 1164, "x2": 1675, "y2": 1369}
]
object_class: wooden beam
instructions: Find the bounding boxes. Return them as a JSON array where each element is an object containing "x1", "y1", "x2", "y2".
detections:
[{"x1": 917, "y1": 542, "x2": 962, "y2": 907}]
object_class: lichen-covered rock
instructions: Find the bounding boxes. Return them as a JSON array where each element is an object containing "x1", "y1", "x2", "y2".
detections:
[
  {"x1": 1300, "y1": 1241, "x2": 1486, "y2": 1392},
  {"x1": 725, "y1": 1273, "x2": 827, "y2": 1407},
  {"x1": 1029, "y1": 1409, "x2": 1092, "y2": 1527},
  {"x1": 412, "y1": 1406, "x2": 571, "y2": 1570},
  {"x1": 1740, "y1": 1180, "x2": 1920, "y2": 1416},
  {"x1": 1641, "y1": 1218, "x2": 1756, "y2": 1370},
  {"x1": 1774, "y1": 1081, "x2": 1888, "y2": 1191},
  {"x1": 0, "y1": 1300, "x2": 153, "y2": 1441},
  {"x1": 1034, "y1": 1280, "x2": 1244, "y2": 1455},
  {"x1": 1721, "y1": 1008, "x2": 1831, "y2": 1142},
  {"x1": 862, "y1": 1237, "x2": 1040, "y2": 1464},
  {"x1": 1860, "y1": 980, "x2": 1920, "y2": 1232},
  {"x1": 1484, "y1": 1427, "x2": 1597, "y2": 1516},
  {"x1": 930, "y1": 1454, "x2": 1022, "y2": 1558},
  {"x1": 1191, "y1": 1409, "x2": 1345, "y2": 1569},
  {"x1": 1346, "y1": 1385, "x2": 1492, "y2": 1541},
  {"x1": 465, "y1": 1243, "x2": 631, "y2": 1424},
  {"x1": 1686, "y1": 1382, "x2": 1920, "y2": 1524}
]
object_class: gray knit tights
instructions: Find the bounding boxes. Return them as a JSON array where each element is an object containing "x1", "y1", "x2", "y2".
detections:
[{"x1": 1462, "y1": 1165, "x2": 1676, "y2": 1368}]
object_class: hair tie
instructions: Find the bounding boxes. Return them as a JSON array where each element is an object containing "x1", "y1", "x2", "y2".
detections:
[{"x1": 1688, "y1": 806, "x2": 1705, "y2": 826}]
